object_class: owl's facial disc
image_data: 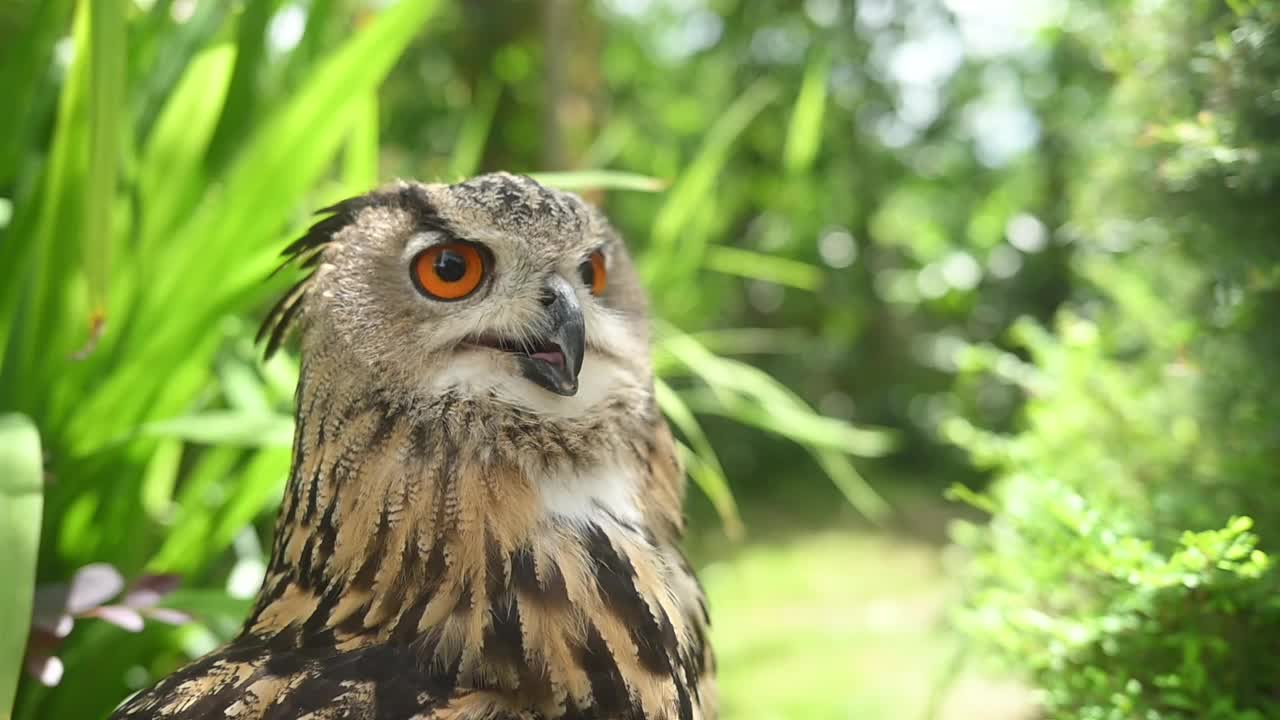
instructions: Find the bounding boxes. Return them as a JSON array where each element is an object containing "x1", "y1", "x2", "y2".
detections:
[{"x1": 465, "y1": 275, "x2": 585, "y2": 396}]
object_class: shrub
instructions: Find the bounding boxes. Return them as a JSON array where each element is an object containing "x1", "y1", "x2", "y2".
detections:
[{"x1": 948, "y1": 1, "x2": 1280, "y2": 717}]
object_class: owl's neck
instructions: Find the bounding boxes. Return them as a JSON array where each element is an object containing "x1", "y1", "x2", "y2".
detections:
[{"x1": 244, "y1": 370, "x2": 711, "y2": 719}]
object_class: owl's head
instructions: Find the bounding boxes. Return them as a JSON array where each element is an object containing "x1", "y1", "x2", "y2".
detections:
[{"x1": 260, "y1": 173, "x2": 652, "y2": 414}]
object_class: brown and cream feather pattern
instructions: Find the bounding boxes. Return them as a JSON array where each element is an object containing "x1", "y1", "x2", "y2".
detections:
[{"x1": 112, "y1": 174, "x2": 715, "y2": 720}]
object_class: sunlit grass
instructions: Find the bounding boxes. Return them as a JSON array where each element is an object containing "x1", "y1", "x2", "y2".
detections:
[{"x1": 696, "y1": 505, "x2": 1035, "y2": 720}]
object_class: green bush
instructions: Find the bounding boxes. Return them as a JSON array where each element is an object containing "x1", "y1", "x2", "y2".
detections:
[
  {"x1": 948, "y1": 306, "x2": 1280, "y2": 717},
  {"x1": 948, "y1": 1, "x2": 1280, "y2": 717}
]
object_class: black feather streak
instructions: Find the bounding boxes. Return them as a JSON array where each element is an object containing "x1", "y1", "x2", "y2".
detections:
[{"x1": 584, "y1": 524, "x2": 674, "y2": 676}]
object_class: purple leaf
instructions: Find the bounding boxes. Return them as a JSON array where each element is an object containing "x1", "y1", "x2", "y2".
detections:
[
  {"x1": 26, "y1": 652, "x2": 64, "y2": 687},
  {"x1": 142, "y1": 607, "x2": 193, "y2": 625},
  {"x1": 122, "y1": 574, "x2": 182, "y2": 608},
  {"x1": 66, "y1": 563, "x2": 125, "y2": 614},
  {"x1": 86, "y1": 605, "x2": 144, "y2": 632}
]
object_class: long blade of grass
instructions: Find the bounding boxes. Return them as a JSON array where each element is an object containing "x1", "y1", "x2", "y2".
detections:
[
  {"x1": 660, "y1": 328, "x2": 809, "y2": 409},
  {"x1": 137, "y1": 43, "x2": 236, "y2": 255},
  {"x1": 141, "y1": 411, "x2": 295, "y2": 448},
  {"x1": 783, "y1": 45, "x2": 830, "y2": 175},
  {"x1": 218, "y1": 355, "x2": 272, "y2": 414},
  {"x1": 648, "y1": 79, "x2": 778, "y2": 263},
  {"x1": 582, "y1": 116, "x2": 634, "y2": 168},
  {"x1": 680, "y1": 388, "x2": 895, "y2": 458},
  {"x1": 448, "y1": 80, "x2": 500, "y2": 179},
  {"x1": 809, "y1": 447, "x2": 891, "y2": 524},
  {"x1": 132, "y1": 0, "x2": 230, "y2": 142},
  {"x1": 655, "y1": 378, "x2": 743, "y2": 538},
  {"x1": 130, "y1": 0, "x2": 229, "y2": 143},
  {"x1": 658, "y1": 327, "x2": 896, "y2": 519},
  {"x1": 530, "y1": 170, "x2": 668, "y2": 193},
  {"x1": 84, "y1": 0, "x2": 126, "y2": 339},
  {"x1": 678, "y1": 441, "x2": 746, "y2": 541},
  {"x1": 286, "y1": 0, "x2": 341, "y2": 80},
  {"x1": 0, "y1": 414, "x2": 44, "y2": 718},
  {"x1": 0, "y1": 0, "x2": 75, "y2": 186},
  {"x1": 704, "y1": 246, "x2": 825, "y2": 290},
  {"x1": 679, "y1": 388, "x2": 892, "y2": 521},
  {"x1": 344, "y1": 90, "x2": 380, "y2": 190},
  {"x1": 0, "y1": 3, "x2": 92, "y2": 410},
  {"x1": 660, "y1": 328, "x2": 894, "y2": 443},
  {"x1": 148, "y1": 447, "x2": 243, "y2": 572},
  {"x1": 209, "y1": 447, "x2": 290, "y2": 550},
  {"x1": 205, "y1": 0, "x2": 281, "y2": 170},
  {"x1": 670, "y1": 328, "x2": 809, "y2": 358},
  {"x1": 139, "y1": 438, "x2": 182, "y2": 523}
]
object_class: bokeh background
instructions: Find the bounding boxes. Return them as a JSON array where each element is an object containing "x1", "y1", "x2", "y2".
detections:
[{"x1": 4, "y1": 1, "x2": 1280, "y2": 718}]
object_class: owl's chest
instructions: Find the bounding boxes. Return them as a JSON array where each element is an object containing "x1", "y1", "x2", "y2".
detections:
[{"x1": 115, "y1": 631, "x2": 707, "y2": 720}]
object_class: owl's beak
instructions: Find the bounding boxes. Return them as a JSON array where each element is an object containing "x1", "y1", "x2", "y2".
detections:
[{"x1": 516, "y1": 275, "x2": 585, "y2": 396}]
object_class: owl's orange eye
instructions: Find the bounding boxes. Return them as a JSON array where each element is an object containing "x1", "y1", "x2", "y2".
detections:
[
  {"x1": 578, "y1": 250, "x2": 607, "y2": 296},
  {"x1": 411, "y1": 242, "x2": 486, "y2": 301}
]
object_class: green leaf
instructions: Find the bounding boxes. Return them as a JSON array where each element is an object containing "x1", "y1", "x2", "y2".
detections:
[
  {"x1": 655, "y1": 379, "x2": 743, "y2": 538},
  {"x1": 783, "y1": 45, "x2": 830, "y2": 175},
  {"x1": 137, "y1": 43, "x2": 237, "y2": 254},
  {"x1": 343, "y1": 91, "x2": 381, "y2": 191},
  {"x1": 84, "y1": 0, "x2": 126, "y2": 324},
  {"x1": 808, "y1": 448, "x2": 890, "y2": 524},
  {"x1": 648, "y1": 79, "x2": 778, "y2": 266},
  {"x1": 141, "y1": 411, "x2": 295, "y2": 448},
  {"x1": 205, "y1": 0, "x2": 282, "y2": 170},
  {"x1": 704, "y1": 246, "x2": 825, "y2": 290},
  {"x1": 448, "y1": 81, "x2": 500, "y2": 179},
  {"x1": 681, "y1": 389, "x2": 895, "y2": 458},
  {"x1": 209, "y1": 448, "x2": 290, "y2": 550},
  {"x1": 140, "y1": 438, "x2": 183, "y2": 522},
  {"x1": 657, "y1": 327, "x2": 895, "y2": 520},
  {"x1": 0, "y1": 0, "x2": 75, "y2": 186},
  {"x1": 529, "y1": 170, "x2": 668, "y2": 193},
  {"x1": 0, "y1": 3, "x2": 92, "y2": 395},
  {"x1": 674, "y1": 328, "x2": 810, "y2": 358},
  {"x1": 218, "y1": 355, "x2": 271, "y2": 415},
  {"x1": 162, "y1": 589, "x2": 255, "y2": 625},
  {"x1": 0, "y1": 414, "x2": 44, "y2": 719}
]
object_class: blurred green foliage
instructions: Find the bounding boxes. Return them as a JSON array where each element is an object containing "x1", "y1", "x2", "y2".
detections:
[{"x1": 946, "y1": 1, "x2": 1280, "y2": 717}]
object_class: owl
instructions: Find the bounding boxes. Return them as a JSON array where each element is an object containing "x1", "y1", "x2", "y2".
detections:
[{"x1": 111, "y1": 173, "x2": 715, "y2": 720}]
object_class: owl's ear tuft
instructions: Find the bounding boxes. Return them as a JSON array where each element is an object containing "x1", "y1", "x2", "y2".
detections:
[
  {"x1": 257, "y1": 189, "x2": 398, "y2": 359},
  {"x1": 256, "y1": 184, "x2": 452, "y2": 359},
  {"x1": 256, "y1": 196, "x2": 362, "y2": 359}
]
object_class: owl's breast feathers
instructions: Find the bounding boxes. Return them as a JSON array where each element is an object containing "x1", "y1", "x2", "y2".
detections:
[{"x1": 113, "y1": 375, "x2": 715, "y2": 720}]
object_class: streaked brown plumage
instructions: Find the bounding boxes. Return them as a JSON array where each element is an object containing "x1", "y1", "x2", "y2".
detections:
[{"x1": 112, "y1": 173, "x2": 715, "y2": 720}]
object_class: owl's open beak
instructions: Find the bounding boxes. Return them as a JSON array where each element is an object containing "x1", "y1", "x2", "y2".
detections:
[{"x1": 516, "y1": 275, "x2": 585, "y2": 396}]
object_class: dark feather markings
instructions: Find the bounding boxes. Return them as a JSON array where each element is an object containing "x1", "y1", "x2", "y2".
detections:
[
  {"x1": 483, "y1": 592, "x2": 526, "y2": 673},
  {"x1": 583, "y1": 525, "x2": 676, "y2": 676},
  {"x1": 573, "y1": 623, "x2": 633, "y2": 719},
  {"x1": 351, "y1": 504, "x2": 393, "y2": 592},
  {"x1": 511, "y1": 549, "x2": 570, "y2": 610}
]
